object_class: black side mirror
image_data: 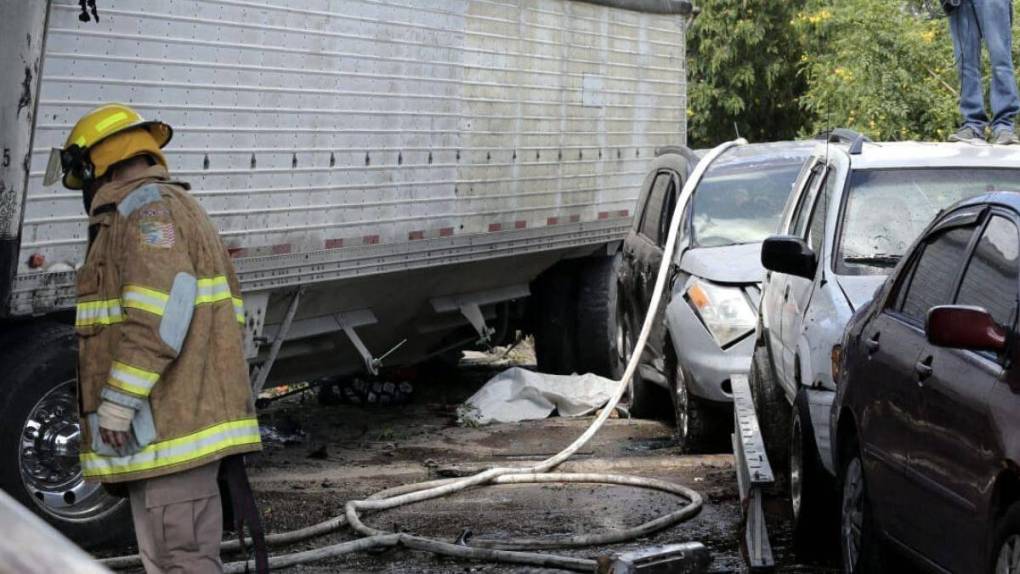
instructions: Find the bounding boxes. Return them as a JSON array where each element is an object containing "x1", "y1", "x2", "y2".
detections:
[{"x1": 761, "y1": 236, "x2": 817, "y2": 280}]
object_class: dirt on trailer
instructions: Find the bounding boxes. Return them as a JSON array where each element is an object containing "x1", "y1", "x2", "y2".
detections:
[{"x1": 218, "y1": 344, "x2": 837, "y2": 574}]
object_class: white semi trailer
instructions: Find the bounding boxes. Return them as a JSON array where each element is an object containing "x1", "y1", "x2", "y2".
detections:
[{"x1": 0, "y1": 0, "x2": 693, "y2": 544}]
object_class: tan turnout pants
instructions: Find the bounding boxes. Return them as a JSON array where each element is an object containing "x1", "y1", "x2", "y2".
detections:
[{"x1": 128, "y1": 461, "x2": 223, "y2": 574}]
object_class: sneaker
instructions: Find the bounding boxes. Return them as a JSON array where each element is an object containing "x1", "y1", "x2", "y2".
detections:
[
  {"x1": 992, "y1": 129, "x2": 1020, "y2": 145},
  {"x1": 948, "y1": 126, "x2": 985, "y2": 144}
]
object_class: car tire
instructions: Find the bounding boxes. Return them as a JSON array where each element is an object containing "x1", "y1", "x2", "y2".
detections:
[
  {"x1": 575, "y1": 254, "x2": 626, "y2": 379},
  {"x1": 668, "y1": 355, "x2": 725, "y2": 453},
  {"x1": 992, "y1": 501, "x2": 1020, "y2": 573},
  {"x1": 532, "y1": 261, "x2": 579, "y2": 375},
  {"x1": 0, "y1": 322, "x2": 133, "y2": 549},
  {"x1": 749, "y1": 341, "x2": 791, "y2": 483},
  {"x1": 840, "y1": 443, "x2": 884, "y2": 574},
  {"x1": 790, "y1": 390, "x2": 837, "y2": 558}
]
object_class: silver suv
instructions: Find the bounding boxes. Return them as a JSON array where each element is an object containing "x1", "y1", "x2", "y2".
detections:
[{"x1": 750, "y1": 132, "x2": 1020, "y2": 555}]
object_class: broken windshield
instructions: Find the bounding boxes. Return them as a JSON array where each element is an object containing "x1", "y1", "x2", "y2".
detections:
[
  {"x1": 691, "y1": 162, "x2": 804, "y2": 248},
  {"x1": 837, "y1": 168, "x2": 1020, "y2": 275}
]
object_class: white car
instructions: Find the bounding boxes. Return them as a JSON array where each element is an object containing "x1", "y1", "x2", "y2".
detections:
[{"x1": 749, "y1": 132, "x2": 1020, "y2": 555}]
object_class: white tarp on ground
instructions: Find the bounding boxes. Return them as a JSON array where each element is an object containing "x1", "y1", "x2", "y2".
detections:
[{"x1": 458, "y1": 367, "x2": 618, "y2": 426}]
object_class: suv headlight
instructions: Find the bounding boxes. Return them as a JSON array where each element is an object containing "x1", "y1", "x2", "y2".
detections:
[{"x1": 685, "y1": 279, "x2": 756, "y2": 348}]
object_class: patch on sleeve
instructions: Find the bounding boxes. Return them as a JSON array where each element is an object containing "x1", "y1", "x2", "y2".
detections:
[
  {"x1": 139, "y1": 218, "x2": 176, "y2": 248},
  {"x1": 118, "y1": 184, "x2": 162, "y2": 216}
]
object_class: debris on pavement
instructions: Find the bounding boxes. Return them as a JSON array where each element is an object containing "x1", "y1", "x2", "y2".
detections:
[
  {"x1": 456, "y1": 366, "x2": 617, "y2": 426},
  {"x1": 319, "y1": 377, "x2": 414, "y2": 406}
]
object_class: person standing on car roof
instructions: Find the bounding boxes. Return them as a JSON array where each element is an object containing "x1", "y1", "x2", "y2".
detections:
[
  {"x1": 45, "y1": 104, "x2": 267, "y2": 574},
  {"x1": 945, "y1": 0, "x2": 1020, "y2": 144}
]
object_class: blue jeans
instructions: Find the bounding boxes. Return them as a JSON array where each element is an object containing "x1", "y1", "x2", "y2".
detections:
[{"x1": 949, "y1": 0, "x2": 1020, "y2": 133}]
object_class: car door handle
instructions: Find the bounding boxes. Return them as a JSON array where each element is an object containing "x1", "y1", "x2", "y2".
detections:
[
  {"x1": 915, "y1": 356, "x2": 934, "y2": 383},
  {"x1": 865, "y1": 334, "x2": 880, "y2": 355}
]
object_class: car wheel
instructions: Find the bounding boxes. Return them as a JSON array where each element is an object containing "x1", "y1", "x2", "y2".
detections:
[
  {"x1": 749, "y1": 341, "x2": 791, "y2": 483},
  {"x1": 0, "y1": 323, "x2": 133, "y2": 548},
  {"x1": 992, "y1": 501, "x2": 1020, "y2": 573},
  {"x1": 840, "y1": 446, "x2": 882, "y2": 573},
  {"x1": 791, "y1": 391, "x2": 837, "y2": 558},
  {"x1": 668, "y1": 356, "x2": 722, "y2": 453},
  {"x1": 575, "y1": 254, "x2": 625, "y2": 379}
]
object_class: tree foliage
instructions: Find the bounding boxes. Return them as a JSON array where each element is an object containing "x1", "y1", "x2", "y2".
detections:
[
  {"x1": 795, "y1": 0, "x2": 959, "y2": 141},
  {"x1": 686, "y1": 0, "x2": 808, "y2": 147},
  {"x1": 687, "y1": 0, "x2": 1020, "y2": 145}
]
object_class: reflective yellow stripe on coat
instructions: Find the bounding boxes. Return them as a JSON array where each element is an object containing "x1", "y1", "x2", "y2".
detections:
[
  {"x1": 75, "y1": 299, "x2": 123, "y2": 326},
  {"x1": 81, "y1": 418, "x2": 261, "y2": 478},
  {"x1": 121, "y1": 285, "x2": 169, "y2": 316},
  {"x1": 78, "y1": 276, "x2": 244, "y2": 325},
  {"x1": 107, "y1": 360, "x2": 160, "y2": 397}
]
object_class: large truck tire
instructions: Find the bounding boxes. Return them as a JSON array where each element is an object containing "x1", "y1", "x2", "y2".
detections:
[
  {"x1": 0, "y1": 322, "x2": 133, "y2": 548},
  {"x1": 749, "y1": 340, "x2": 791, "y2": 485},
  {"x1": 532, "y1": 261, "x2": 579, "y2": 375},
  {"x1": 574, "y1": 254, "x2": 626, "y2": 379}
]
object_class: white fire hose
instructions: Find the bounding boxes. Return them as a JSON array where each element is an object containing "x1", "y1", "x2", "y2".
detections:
[{"x1": 100, "y1": 139, "x2": 744, "y2": 572}]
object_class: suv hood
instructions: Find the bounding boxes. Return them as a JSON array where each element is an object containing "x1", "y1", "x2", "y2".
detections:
[
  {"x1": 834, "y1": 274, "x2": 887, "y2": 311},
  {"x1": 677, "y1": 242, "x2": 764, "y2": 284}
]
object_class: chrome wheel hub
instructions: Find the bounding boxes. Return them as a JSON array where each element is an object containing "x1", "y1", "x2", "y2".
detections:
[
  {"x1": 19, "y1": 380, "x2": 121, "y2": 521},
  {"x1": 790, "y1": 418, "x2": 803, "y2": 521},
  {"x1": 996, "y1": 534, "x2": 1020, "y2": 574},
  {"x1": 841, "y1": 458, "x2": 865, "y2": 573},
  {"x1": 674, "y1": 368, "x2": 689, "y2": 440}
]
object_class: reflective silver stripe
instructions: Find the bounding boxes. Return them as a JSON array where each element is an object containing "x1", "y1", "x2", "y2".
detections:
[
  {"x1": 107, "y1": 362, "x2": 159, "y2": 396},
  {"x1": 75, "y1": 299, "x2": 123, "y2": 326},
  {"x1": 80, "y1": 419, "x2": 261, "y2": 477},
  {"x1": 196, "y1": 276, "x2": 231, "y2": 304},
  {"x1": 121, "y1": 287, "x2": 168, "y2": 316}
]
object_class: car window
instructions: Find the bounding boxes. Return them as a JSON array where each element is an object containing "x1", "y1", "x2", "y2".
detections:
[
  {"x1": 787, "y1": 165, "x2": 822, "y2": 235},
  {"x1": 956, "y1": 215, "x2": 1020, "y2": 328},
  {"x1": 897, "y1": 226, "x2": 976, "y2": 323},
  {"x1": 639, "y1": 173, "x2": 671, "y2": 243},
  {"x1": 837, "y1": 168, "x2": 1020, "y2": 275},
  {"x1": 807, "y1": 169, "x2": 837, "y2": 254},
  {"x1": 688, "y1": 161, "x2": 804, "y2": 248},
  {"x1": 659, "y1": 178, "x2": 678, "y2": 247}
]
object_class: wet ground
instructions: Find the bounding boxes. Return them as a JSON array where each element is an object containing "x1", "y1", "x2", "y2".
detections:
[{"x1": 232, "y1": 345, "x2": 842, "y2": 573}]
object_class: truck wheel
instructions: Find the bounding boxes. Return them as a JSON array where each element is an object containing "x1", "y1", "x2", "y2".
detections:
[
  {"x1": 532, "y1": 261, "x2": 578, "y2": 375},
  {"x1": 668, "y1": 356, "x2": 724, "y2": 452},
  {"x1": 0, "y1": 323, "x2": 132, "y2": 548},
  {"x1": 575, "y1": 254, "x2": 625, "y2": 379},
  {"x1": 840, "y1": 444, "x2": 884, "y2": 573},
  {"x1": 749, "y1": 342, "x2": 790, "y2": 483},
  {"x1": 791, "y1": 390, "x2": 837, "y2": 558}
]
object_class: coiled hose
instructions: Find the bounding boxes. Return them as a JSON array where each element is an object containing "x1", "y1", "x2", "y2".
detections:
[{"x1": 101, "y1": 139, "x2": 744, "y2": 572}]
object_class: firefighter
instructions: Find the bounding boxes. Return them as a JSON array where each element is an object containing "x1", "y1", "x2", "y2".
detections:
[{"x1": 45, "y1": 104, "x2": 266, "y2": 573}]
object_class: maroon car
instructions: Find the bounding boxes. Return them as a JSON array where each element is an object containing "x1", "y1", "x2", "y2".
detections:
[{"x1": 833, "y1": 193, "x2": 1020, "y2": 574}]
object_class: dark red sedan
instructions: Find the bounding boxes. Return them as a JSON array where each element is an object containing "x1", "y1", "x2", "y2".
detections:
[{"x1": 833, "y1": 192, "x2": 1020, "y2": 574}]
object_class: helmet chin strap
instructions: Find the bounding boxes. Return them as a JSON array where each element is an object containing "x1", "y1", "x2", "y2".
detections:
[{"x1": 82, "y1": 185, "x2": 96, "y2": 214}]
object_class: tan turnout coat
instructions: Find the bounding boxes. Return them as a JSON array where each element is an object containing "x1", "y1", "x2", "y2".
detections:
[{"x1": 75, "y1": 165, "x2": 260, "y2": 483}]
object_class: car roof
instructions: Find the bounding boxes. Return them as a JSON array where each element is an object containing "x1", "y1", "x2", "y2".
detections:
[
  {"x1": 708, "y1": 140, "x2": 815, "y2": 169},
  {"x1": 822, "y1": 140, "x2": 1020, "y2": 169}
]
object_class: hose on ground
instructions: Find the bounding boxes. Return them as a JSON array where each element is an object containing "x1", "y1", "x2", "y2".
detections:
[{"x1": 101, "y1": 139, "x2": 744, "y2": 572}]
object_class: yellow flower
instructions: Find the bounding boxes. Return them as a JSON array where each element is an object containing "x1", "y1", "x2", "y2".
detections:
[
  {"x1": 921, "y1": 30, "x2": 936, "y2": 44},
  {"x1": 809, "y1": 9, "x2": 832, "y2": 24}
]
